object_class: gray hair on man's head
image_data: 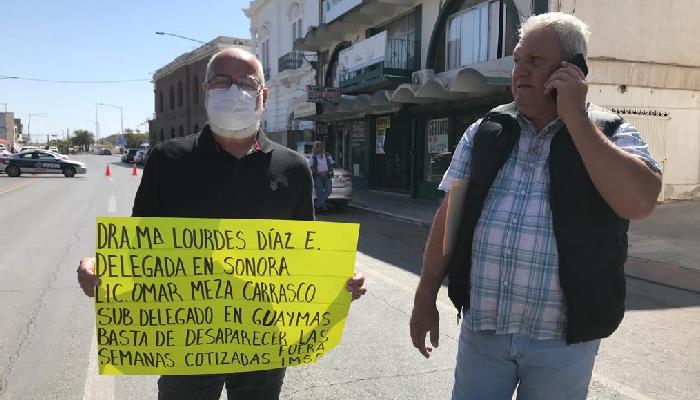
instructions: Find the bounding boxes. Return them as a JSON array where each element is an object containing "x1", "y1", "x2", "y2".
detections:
[
  {"x1": 519, "y1": 12, "x2": 591, "y2": 59},
  {"x1": 204, "y1": 47, "x2": 265, "y2": 86}
]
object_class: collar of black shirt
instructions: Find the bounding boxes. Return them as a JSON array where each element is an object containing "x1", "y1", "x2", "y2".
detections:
[{"x1": 195, "y1": 124, "x2": 274, "y2": 157}]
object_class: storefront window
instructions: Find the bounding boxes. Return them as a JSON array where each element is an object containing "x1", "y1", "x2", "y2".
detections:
[{"x1": 425, "y1": 118, "x2": 450, "y2": 182}]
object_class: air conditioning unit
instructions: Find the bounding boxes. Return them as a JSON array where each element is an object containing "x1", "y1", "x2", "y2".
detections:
[{"x1": 412, "y1": 69, "x2": 435, "y2": 91}]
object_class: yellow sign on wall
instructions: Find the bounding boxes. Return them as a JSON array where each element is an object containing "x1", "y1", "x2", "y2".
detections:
[{"x1": 94, "y1": 217, "x2": 359, "y2": 375}]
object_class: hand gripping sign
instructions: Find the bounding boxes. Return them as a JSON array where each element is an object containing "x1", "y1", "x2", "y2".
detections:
[{"x1": 93, "y1": 217, "x2": 359, "y2": 375}]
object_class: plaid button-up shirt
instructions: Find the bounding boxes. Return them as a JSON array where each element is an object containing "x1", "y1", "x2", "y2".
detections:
[{"x1": 439, "y1": 108, "x2": 661, "y2": 339}]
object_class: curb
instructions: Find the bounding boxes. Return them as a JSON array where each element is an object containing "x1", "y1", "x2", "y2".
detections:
[
  {"x1": 625, "y1": 257, "x2": 700, "y2": 294},
  {"x1": 347, "y1": 203, "x2": 700, "y2": 294},
  {"x1": 348, "y1": 203, "x2": 432, "y2": 228}
]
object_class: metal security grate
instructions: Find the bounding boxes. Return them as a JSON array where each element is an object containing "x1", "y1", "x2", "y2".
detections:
[{"x1": 606, "y1": 107, "x2": 671, "y2": 201}]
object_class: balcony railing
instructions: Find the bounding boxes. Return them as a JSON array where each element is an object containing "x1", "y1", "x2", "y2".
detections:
[
  {"x1": 278, "y1": 51, "x2": 306, "y2": 73},
  {"x1": 339, "y1": 38, "x2": 419, "y2": 91}
]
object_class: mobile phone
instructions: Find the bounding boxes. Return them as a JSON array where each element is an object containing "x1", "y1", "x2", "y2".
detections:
[{"x1": 551, "y1": 53, "x2": 588, "y2": 101}]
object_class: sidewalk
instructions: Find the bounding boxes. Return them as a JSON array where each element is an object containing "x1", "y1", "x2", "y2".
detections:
[
  {"x1": 349, "y1": 189, "x2": 439, "y2": 228},
  {"x1": 349, "y1": 190, "x2": 700, "y2": 292}
]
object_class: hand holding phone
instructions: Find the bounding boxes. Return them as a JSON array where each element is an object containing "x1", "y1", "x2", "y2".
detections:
[{"x1": 550, "y1": 53, "x2": 588, "y2": 102}]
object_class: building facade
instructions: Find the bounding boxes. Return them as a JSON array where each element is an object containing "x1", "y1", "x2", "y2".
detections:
[
  {"x1": 263, "y1": 0, "x2": 700, "y2": 200},
  {"x1": 0, "y1": 112, "x2": 21, "y2": 152},
  {"x1": 244, "y1": 0, "x2": 318, "y2": 149},
  {"x1": 148, "y1": 36, "x2": 251, "y2": 145},
  {"x1": 563, "y1": 0, "x2": 700, "y2": 200}
]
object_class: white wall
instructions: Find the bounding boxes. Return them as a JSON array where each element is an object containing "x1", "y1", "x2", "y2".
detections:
[
  {"x1": 248, "y1": 0, "x2": 319, "y2": 134},
  {"x1": 558, "y1": 0, "x2": 700, "y2": 67},
  {"x1": 588, "y1": 85, "x2": 700, "y2": 199},
  {"x1": 265, "y1": 68, "x2": 316, "y2": 132},
  {"x1": 420, "y1": 0, "x2": 440, "y2": 69},
  {"x1": 551, "y1": 0, "x2": 700, "y2": 199}
]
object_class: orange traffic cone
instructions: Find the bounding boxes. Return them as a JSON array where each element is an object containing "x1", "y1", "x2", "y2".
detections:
[
  {"x1": 132, "y1": 164, "x2": 138, "y2": 176},
  {"x1": 105, "y1": 164, "x2": 112, "y2": 177}
]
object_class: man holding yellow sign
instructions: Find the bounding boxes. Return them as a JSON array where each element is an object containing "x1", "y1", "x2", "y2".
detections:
[{"x1": 77, "y1": 48, "x2": 366, "y2": 400}]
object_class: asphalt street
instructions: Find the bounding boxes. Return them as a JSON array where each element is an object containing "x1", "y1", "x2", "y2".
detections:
[{"x1": 0, "y1": 153, "x2": 697, "y2": 400}]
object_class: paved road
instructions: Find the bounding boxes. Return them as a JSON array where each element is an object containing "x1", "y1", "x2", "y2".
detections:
[{"x1": 0, "y1": 154, "x2": 697, "y2": 399}]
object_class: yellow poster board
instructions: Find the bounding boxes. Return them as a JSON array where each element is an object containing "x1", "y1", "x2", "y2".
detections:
[{"x1": 94, "y1": 217, "x2": 359, "y2": 375}]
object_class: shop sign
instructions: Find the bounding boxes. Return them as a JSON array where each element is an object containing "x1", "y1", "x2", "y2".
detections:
[
  {"x1": 338, "y1": 31, "x2": 387, "y2": 74},
  {"x1": 427, "y1": 118, "x2": 449, "y2": 154},
  {"x1": 307, "y1": 85, "x2": 340, "y2": 103},
  {"x1": 375, "y1": 116, "x2": 390, "y2": 155}
]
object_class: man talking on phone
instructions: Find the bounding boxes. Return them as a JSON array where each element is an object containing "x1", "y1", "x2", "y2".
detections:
[{"x1": 410, "y1": 12, "x2": 661, "y2": 400}]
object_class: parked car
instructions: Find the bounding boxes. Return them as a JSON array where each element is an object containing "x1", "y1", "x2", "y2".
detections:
[
  {"x1": 0, "y1": 144, "x2": 6, "y2": 152},
  {"x1": 308, "y1": 164, "x2": 353, "y2": 209},
  {"x1": 2, "y1": 150, "x2": 87, "y2": 177},
  {"x1": 48, "y1": 146, "x2": 59, "y2": 153},
  {"x1": 121, "y1": 148, "x2": 139, "y2": 163},
  {"x1": 19, "y1": 146, "x2": 39, "y2": 153},
  {"x1": 326, "y1": 167, "x2": 353, "y2": 209},
  {"x1": 134, "y1": 148, "x2": 152, "y2": 165},
  {"x1": 0, "y1": 149, "x2": 12, "y2": 172},
  {"x1": 303, "y1": 149, "x2": 353, "y2": 210},
  {"x1": 134, "y1": 150, "x2": 144, "y2": 165},
  {"x1": 94, "y1": 147, "x2": 112, "y2": 155}
]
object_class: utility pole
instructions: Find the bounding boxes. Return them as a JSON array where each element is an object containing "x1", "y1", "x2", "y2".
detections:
[{"x1": 95, "y1": 101, "x2": 99, "y2": 141}]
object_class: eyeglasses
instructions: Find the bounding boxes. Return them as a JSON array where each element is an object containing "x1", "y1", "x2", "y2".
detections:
[{"x1": 207, "y1": 75, "x2": 262, "y2": 93}]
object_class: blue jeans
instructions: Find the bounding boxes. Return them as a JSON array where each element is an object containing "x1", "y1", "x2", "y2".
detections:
[
  {"x1": 452, "y1": 324, "x2": 600, "y2": 400},
  {"x1": 314, "y1": 174, "x2": 332, "y2": 209}
]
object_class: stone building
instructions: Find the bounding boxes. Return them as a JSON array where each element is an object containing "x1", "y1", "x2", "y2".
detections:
[{"x1": 148, "y1": 36, "x2": 251, "y2": 145}]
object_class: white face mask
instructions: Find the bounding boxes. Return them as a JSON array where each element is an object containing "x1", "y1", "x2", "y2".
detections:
[{"x1": 206, "y1": 85, "x2": 261, "y2": 139}]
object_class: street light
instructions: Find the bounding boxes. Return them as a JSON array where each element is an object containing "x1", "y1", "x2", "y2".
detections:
[
  {"x1": 155, "y1": 31, "x2": 206, "y2": 44},
  {"x1": 98, "y1": 102, "x2": 124, "y2": 147},
  {"x1": 28, "y1": 112, "x2": 47, "y2": 145},
  {"x1": 0, "y1": 102, "x2": 7, "y2": 113}
]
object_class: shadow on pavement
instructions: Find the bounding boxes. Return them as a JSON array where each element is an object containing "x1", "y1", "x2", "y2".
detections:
[{"x1": 319, "y1": 209, "x2": 700, "y2": 311}]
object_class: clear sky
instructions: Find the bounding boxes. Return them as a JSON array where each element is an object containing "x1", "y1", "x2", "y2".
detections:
[{"x1": 0, "y1": 0, "x2": 251, "y2": 143}]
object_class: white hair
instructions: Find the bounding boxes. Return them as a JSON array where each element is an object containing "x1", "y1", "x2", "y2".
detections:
[
  {"x1": 205, "y1": 47, "x2": 265, "y2": 86},
  {"x1": 519, "y1": 12, "x2": 591, "y2": 59}
]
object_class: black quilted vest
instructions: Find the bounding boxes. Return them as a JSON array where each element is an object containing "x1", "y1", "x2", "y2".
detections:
[{"x1": 447, "y1": 103, "x2": 629, "y2": 344}]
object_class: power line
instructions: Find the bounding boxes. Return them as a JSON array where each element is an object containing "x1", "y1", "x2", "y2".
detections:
[{"x1": 0, "y1": 75, "x2": 150, "y2": 84}]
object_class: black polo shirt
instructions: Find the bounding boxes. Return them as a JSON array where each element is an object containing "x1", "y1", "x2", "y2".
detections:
[{"x1": 132, "y1": 126, "x2": 314, "y2": 221}]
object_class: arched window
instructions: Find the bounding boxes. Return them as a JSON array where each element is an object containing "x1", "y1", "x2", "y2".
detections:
[
  {"x1": 169, "y1": 87, "x2": 175, "y2": 110},
  {"x1": 193, "y1": 124, "x2": 199, "y2": 133},
  {"x1": 193, "y1": 75, "x2": 199, "y2": 104},
  {"x1": 178, "y1": 126, "x2": 184, "y2": 137},
  {"x1": 177, "y1": 81, "x2": 183, "y2": 107},
  {"x1": 160, "y1": 128, "x2": 164, "y2": 141},
  {"x1": 171, "y1": 127, "x2": 175, "y2": 138},
  {"x1": 158, "y1": 90, "x2": 164, "y2": 112}
]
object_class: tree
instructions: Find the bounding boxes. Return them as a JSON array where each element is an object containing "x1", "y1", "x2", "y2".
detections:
[
  {"x1": 71, "y1": 130, "x2": 95, "y2": 152},
  {"x1": 48, "y1": 139, "x2": 72, "y2": 154},
  {"x1": 123, "y1": 128, "x2": 148, "y2": 148}
]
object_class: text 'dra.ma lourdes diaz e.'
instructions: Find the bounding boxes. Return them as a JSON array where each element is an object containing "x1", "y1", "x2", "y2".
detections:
[{"x1": 93, "y1": 219, "x2": 352, "y2": 375}]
